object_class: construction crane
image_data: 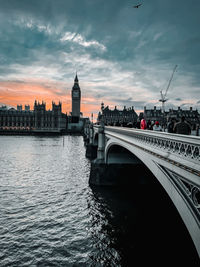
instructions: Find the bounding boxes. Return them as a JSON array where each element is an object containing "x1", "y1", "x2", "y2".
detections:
[{"x1": 159, "y1": 64, "x2": 178, "y2": 113}]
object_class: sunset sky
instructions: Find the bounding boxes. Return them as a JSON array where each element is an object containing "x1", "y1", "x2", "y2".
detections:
[{"x1": 0, "y1": 0, "x2": 200, "y2": 120}]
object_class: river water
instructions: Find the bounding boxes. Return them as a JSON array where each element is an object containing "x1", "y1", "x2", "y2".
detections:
[{"x1": 0, "y1": 135, "x2": 199, "y2": 266}]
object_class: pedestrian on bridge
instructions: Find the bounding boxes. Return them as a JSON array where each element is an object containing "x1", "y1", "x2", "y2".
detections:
[
  {"x1": 173, "y1": 116, "x2": 191, "y2": 135},
  {"x1": 167, "y1": 117, "x2": 176, "y2": 133},
  {"x1": 140, "y1": 118, "x2": 147, "y2": 130},
  {"x1": 153, "y1": 121, "x2": 162, "y2": 131}
]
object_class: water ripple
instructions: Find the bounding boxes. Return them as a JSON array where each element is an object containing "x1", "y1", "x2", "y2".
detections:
[{"x1": 0, "y1": 136, "x2": 199, "y2": 266}]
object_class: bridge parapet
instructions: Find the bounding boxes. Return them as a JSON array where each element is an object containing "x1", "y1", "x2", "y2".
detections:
[{"x1": 104, "y1": 127, "x2": 200, "y2": 171}]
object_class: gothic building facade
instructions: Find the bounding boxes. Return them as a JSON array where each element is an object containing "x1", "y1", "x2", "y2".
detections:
[
  {"x1": 142, "y1": 106, "x2": 200, "y2": 129},
  {"x1": 0, "y1": 107, "x2": 34, "y2": 130},
  {"x1": 98, "y1": 103, "x2": 138, "y2": 126},
  {"x1": 141, "y1": 106, "x2": 164, "y2": 124},
  {"x1": 0, "y1": 101, "x2": 67, "y2": 133},
  {"x1": 0, "y1": 74, "x2": 84, "y2": 133},
  {"x1": 34, "y1": 101, "x2": 67, "y2": 132}
]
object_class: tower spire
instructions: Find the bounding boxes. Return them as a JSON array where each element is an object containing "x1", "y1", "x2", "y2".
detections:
[{"x1": 74, "y1": 72, "x2": 78, "y2": 83}]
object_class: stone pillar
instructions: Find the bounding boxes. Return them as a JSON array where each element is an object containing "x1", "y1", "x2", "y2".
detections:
[
  {"x1": 85, "y1": 123, "x2": 97, "y2": 159},
  {"x1": 89, "y1": 121, "x2": 107, "y2": 185},
  {"x1": 83, "y1": 123, "x2": 88, "y2": 144},
  {"x1": 89, "y1": 123, "x2": 94, "y2": 144},
  {"x1": 97, "y1": 122, "x2": 105, "y2": 161},
  {"x1": 86, "y1": 124, "x2": 90, "y2": 141}
]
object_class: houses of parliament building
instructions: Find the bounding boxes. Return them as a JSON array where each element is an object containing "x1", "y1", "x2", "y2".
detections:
[{"x1": 0, "y1": 74, "x2": 83, "y2": 133}]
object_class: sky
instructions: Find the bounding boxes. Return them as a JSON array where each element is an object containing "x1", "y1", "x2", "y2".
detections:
[{"x1": 0, "y1": 0, "x2": 200, "y2": 119}]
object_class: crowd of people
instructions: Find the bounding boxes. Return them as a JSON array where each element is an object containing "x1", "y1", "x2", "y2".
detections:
[{"x1": 136, "y1": 116, "x2": 193, "y2": 135}]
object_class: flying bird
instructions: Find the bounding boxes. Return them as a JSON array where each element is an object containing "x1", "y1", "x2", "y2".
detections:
[{"x1": 133, "y1": 3, "x2": 142, "y2": 8}]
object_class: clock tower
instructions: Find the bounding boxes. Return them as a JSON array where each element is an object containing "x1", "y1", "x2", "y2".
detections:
[{"x1": 71, "y1": 73, "x2": 81, "y2": 119}]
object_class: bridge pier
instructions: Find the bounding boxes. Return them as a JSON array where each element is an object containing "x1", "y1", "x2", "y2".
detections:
[
  {"x1": 86, "y1": 144, "x2": 97, "y2": 159},
  {"x1": 97, "y1": 122, "x2": 105, "y2": 161},
  {"x1": 89, "y1": 121, "x2": 107, "y2": 185},
  {"x1": 85, "y1": 123, "x2": 98, "y2": 159},
  {"x1": 83, "y1": 121, "x2": 90, "y2": 145}
]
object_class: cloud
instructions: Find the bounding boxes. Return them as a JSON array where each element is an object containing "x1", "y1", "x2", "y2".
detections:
[
  {"x1": 60, "y1": 32, "x2": 106, "y2": 51},
  {"x1": 153, "y1": 32, "x2": 163, "y2": 41}
]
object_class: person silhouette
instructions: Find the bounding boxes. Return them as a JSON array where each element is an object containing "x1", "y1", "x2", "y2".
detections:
[
  {"x1": 173, "y1": 116, "x2": 191, "y2": 135},
  {"x1": 140, "y1": 117, "x2": 147, "y2": 130}
]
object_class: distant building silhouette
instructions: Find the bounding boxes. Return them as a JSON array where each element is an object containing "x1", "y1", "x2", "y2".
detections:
[
  {"x1": 34, "y1": 101, "x2": 66, "y2": 132},
  {"x1": 17, "y1": 105, "x2": 22, "y2": 111},
  {"x1": 98, "y1": 103, "x2": 138, "y2": 127},
  {"x1": 141, "y1": 106, "x2": 164, "y2": 126},
  {"x1": 67, "y1": 74, "x2": 86, "y2": 133},
  {"x1": 97, "y1": 104, "x2": 199, "y2": 131},
  {"x1": 71, "y1": 73, "x2": 81, "y2": 122},
  {"x1": 0, "y1": 105, "x2": 8, "y2": 111},
  {"x1": 0, "y1": 74, "x2": 88, "y2": 134},
  {"x1": 25, "y1": 105, "x2": 30, "y2": 111},
  {"x1": 141, "y1": 106, "x2": 200, "y2": 130},
  {"x1": 0, "y1": 101, "x2": 67, "y2": 133},
  {"x1": 167, "y1": 107, "x2": 199, "y2": 129}
]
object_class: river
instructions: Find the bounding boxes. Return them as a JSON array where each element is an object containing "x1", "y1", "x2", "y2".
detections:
[{"x1": 0, "y1": 135, "x2": 199, "y2": 266}]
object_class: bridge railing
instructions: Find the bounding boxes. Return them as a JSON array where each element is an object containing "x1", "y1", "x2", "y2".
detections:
[{"x1": 103, "y1": 126, "x2": 200, "y2": 164}]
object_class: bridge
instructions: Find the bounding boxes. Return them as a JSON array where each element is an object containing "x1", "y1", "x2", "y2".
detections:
[{"x1": 84, "y1": 122, "x2": 200, "y2": 258}]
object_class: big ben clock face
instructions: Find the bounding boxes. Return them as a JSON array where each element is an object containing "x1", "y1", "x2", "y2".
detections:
[{"x1": 73, "y1": 91, "x2": 79, "y2": 98}]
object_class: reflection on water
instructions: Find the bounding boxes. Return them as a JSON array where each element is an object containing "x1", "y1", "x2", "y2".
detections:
[{"x1": 88, "y1": 184, "x2": 200, "y2": 266}]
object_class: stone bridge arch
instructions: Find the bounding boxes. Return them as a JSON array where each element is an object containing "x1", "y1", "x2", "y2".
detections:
[
  {"x1": 86, "y1": 125, "x2": 200, "y2": 257},
  {"x1": 106, "y1": 143, "x2": 143, "y2": 164},
  {"x1": 104, "y1": 138, "x2": 200, "y2": 258}
]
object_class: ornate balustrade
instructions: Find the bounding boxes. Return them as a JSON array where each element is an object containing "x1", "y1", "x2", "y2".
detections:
[{"x1": 104, "y1": 127, "x2": 200, "y2": 165}]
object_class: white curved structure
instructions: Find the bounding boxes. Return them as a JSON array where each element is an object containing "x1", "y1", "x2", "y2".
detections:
[{"x1": 91, "y1": 125, "x2": 200, "y2": 257}]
